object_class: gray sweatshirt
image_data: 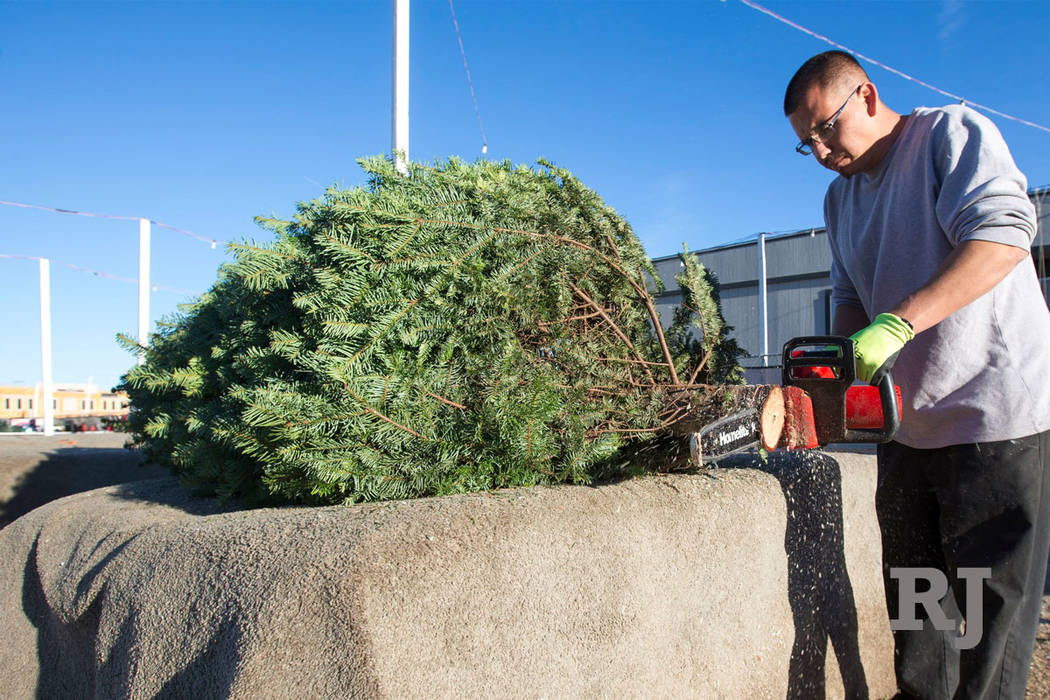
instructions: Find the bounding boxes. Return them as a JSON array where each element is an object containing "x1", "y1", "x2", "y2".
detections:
[{"x1": 824, "y1": 105, "x2": 1050, "y2": 448}]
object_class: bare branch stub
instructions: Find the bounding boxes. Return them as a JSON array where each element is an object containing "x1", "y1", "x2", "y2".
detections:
[{"x1": 569, "y1": 282, "x2": 657, "y2": 385}]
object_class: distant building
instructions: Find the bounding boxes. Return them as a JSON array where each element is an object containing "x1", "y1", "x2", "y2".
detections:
[
  {"x1": 651, "y1": 187, "x2": 1050, "y2": 384},
  {"x1": 0, "y1": 383, "x2": 129, "y2": 423}
]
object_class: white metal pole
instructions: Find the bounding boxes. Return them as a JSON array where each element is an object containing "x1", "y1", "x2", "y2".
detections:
[
  {"x1": 392, "y1": 0, "x2": 410, "y2": 175},
  {"x1": 758, "y1": 232, "x2": 769, "y2": 367},
  {"x1": 39, "y1": 258, "x2": 55, "y2": 435},
  {"x1": 138, "y1": 218, "x2": 151, "y2": 365}
]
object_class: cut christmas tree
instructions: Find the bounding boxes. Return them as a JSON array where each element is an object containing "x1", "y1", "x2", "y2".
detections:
[{"x1": 119, "y1": 156, "x2": 752, "y2": 506}]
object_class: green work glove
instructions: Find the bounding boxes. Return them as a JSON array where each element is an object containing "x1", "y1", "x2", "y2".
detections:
[{"x1": 849, "y1": 313, "x2": 915, "y2": 385}]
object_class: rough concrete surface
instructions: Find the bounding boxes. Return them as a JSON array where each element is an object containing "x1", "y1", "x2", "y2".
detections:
[{"x1": 0, "y1": 436, "x2": 907, "y2": 699}]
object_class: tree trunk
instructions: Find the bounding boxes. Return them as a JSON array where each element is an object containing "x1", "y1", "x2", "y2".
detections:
[{"x1": 625, "y1": 385, "x2": 786, "y2": 470}]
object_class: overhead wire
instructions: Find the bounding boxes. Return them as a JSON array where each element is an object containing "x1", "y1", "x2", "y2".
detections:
[
  {"x1": 0, "y1": 199, "x2": 230, "y2": 248},
  {"x1": 448, "y1": 0, "x2": 488, "y2": 154},
  {"x1": 738, "y1": 0, "x2": 1050, "y2": 135}
]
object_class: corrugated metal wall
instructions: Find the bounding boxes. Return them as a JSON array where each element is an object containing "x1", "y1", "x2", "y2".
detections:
[{"x1": 652, "y1": 229, "x2": 835, "y2": 368}]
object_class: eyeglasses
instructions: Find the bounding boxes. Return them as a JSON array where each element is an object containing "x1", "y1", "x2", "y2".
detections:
[{"x1": 795, "y1": 85, "x2": 862, "y2": 156}]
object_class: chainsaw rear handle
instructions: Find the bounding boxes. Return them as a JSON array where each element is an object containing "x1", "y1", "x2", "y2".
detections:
[{"x1": 782, "y1": 336, "x2": 900, "y2": 444}]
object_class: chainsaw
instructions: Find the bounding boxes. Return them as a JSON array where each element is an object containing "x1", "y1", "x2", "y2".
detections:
[{"x1": 689, "y1": 336, "x2": 902, "y2": 465}]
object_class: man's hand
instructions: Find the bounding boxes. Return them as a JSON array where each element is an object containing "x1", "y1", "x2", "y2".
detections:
[{"x1": 849, "y1": 313, "x2": 915, "y2": 384}]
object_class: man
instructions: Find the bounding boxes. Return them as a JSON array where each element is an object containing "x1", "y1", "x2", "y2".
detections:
[{"x1": 784, "y1": 51, "x2": 1050, "y2": 699}]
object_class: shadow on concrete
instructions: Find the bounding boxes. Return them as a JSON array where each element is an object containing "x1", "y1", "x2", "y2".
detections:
[
  {"x1": 0, "y1": 442, "x2": 168, "y2": 529},
  {"x1": 20, "y1": 533, "x2": 241, "y2": 699},
  {"x1": 151, "y1": 612, "x2": 244, "y2": 700},
  {"x1": 22, "y1": 535, "x2": 104, "y2": 698},
  {"x1": 6, "y1": 435, "x2": 243, "y2": 698},
  {"x1": 720, "y1": 450, "x2": 869, "y2": 700}
]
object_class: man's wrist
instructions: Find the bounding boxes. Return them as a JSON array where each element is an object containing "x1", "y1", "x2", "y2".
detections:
[
  {"x1": 881, "y1": 311, "x2": 916, "y2": 338},
  {"x1": 872, "y1": 312, "x2": 915, "y2": 342}
]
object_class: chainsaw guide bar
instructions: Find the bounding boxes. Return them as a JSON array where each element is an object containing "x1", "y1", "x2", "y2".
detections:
[
  {"x1": 689, "y1": 409, "x2": 761, "y2": 465},
  {"x1": 689, "y1": 385, "x2": 785, "y2": 465}
]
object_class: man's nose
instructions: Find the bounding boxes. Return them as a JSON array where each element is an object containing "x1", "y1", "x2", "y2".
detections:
[{"x1": 813, "y1": 140, "x2": 833, "y2": 160}]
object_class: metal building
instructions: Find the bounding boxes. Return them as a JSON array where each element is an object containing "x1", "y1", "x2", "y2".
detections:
[{"x1": 651, "y1": 187, "x2": 1050, "y2": 384}]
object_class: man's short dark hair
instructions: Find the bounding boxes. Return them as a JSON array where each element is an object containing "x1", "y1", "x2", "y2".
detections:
[{"x1": 783, "y1": 51, "x2": 869, "y2": 116}]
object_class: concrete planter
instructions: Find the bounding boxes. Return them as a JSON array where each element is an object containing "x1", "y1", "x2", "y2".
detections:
[{"x1": 0, "y1": 451, "x2": 895, "y2": 698}]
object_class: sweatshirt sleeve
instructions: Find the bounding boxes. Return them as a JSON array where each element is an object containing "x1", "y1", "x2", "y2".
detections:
[{"x1": 933, "y1": 106, "x2": 1036, "y2": 250}]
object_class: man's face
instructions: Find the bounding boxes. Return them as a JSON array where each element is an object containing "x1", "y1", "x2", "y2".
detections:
[{"x1": 788, "y1": 82, "x2": 874, "y2": 177}]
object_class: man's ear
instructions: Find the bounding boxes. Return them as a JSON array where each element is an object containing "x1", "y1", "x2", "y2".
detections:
[{"x1": 860, "y1": 82, "x2": 878, "y2": 116}]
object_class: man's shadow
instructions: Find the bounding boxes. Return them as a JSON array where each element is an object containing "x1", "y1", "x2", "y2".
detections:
[{"x1": 720, "y1": 450, "x2": 869, "y2": 700}]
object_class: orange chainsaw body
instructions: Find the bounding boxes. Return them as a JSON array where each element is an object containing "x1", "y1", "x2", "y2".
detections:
[
  {"x1": 779, "y1": 384, "x2": 903, "y2": 451},
  {"x1": 781, "y1": 336, "x2": 903, "y2": 449}
]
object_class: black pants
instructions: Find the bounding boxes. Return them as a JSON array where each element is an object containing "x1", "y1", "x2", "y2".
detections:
[{"x1": 876, "y1": 431, "x2": 1050, "y2": 700}]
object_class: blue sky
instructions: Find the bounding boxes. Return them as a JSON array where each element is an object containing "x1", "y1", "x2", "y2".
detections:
[{"x1": 2, "y1": 0, "x2": 1049, "y2": 390}]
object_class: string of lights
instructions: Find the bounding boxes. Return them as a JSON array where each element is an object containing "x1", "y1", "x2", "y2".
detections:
[
  {"x1": 0, "y1": 253, "x2": 195, "y2": 295},
  {"x1": 0, "y1": 199, "x2": 229, "y2": 248}
]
